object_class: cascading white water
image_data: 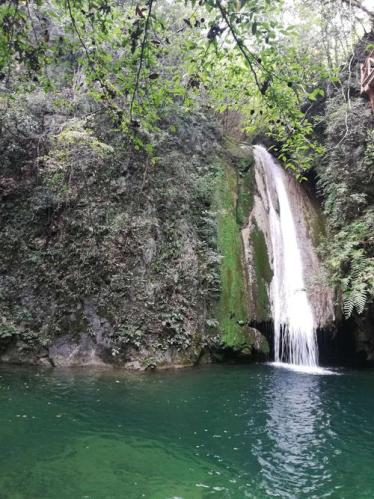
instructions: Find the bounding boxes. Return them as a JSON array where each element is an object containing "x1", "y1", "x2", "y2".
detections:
[{"x1": 254, "y1": 146, "x2": 318, "y2": 368}]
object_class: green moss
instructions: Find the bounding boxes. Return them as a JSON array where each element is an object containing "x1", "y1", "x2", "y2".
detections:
[
  {"x1": 251, "y1": 224, "x2": 272, "y2": 319},
  {"x1": 236, "y1": 167, "x2": 254, "y2": 226},
  {"x1": 214, "y1": 163, "x2": 250, "y2": 348}
]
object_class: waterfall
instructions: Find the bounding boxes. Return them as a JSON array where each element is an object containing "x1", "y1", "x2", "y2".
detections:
[{"x1": 253, "y1": 146, "x2": 318, "y2": 368}]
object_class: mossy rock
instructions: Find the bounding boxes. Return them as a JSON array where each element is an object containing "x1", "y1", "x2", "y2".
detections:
[
  {"x1": 250, "y1": 223, "x2": 272, "y2": 320},
  {"x1": 214, "y1": 161, "x2": 251, "y2": 349}
]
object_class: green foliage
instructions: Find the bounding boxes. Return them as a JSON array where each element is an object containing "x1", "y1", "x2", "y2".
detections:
[
  {"x1": 0, "y1": 321, "x2": 18, "y2": 340},
  {"x1": 196, "y1": 3, "x2": 328, "y2": 176},
  {"x1": 318, "y1": 96, "x2": 374, "y2": 317},
  {"x1": 43, "y1": 118, "x2": 113, "y2": 202},
  {"x1": 322, "y1": 214, "x2": 374, "y2": 318},
  {"x1": 0, "y1": 0, "x2": 342, "y2": 170}
]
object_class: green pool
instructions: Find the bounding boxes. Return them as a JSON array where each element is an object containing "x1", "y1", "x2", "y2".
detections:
[{"x1": 0, "y1": 364, "x2": 373, "y2": 498}]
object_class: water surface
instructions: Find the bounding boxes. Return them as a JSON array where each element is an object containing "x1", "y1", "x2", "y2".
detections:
[{"x1": 0, "y1": 364, "x2": 373, "y2": 498}]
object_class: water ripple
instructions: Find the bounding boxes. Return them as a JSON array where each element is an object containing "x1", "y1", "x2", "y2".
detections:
[{"x1": 0, "y1": 364, "x2": 374, "y2": 498}]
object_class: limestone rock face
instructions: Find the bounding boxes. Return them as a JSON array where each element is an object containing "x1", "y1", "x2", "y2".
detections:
[
  {"x1": 1, "y1": 104, "x2": 262, "y2": 368},
  {"x1": 48, "y1": 334, "x2": 107, "y2": 367}
]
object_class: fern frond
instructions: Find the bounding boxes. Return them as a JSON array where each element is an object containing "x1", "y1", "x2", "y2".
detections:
[
  {"x1": 343, "y1": 285, "x2": 367, "y2": 318},
  {"x1": 355, "y1": 283, "x2": 367, "y2": 312},
  {"x1": 343, "y1": 293, "x2": 354, "y2": 318}
]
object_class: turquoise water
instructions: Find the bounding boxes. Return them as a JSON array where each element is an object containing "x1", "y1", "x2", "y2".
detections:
[{"x1": 0, "y1": 364, "x2": 374, "y2": 498}]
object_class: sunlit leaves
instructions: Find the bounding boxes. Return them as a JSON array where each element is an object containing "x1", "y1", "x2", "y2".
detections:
[{"x1": 0, "y1": 0, "x2": 335, "y2": 168}]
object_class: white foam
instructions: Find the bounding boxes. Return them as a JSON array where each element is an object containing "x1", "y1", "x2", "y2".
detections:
[{"x1": 268, "y1": 362, "x2": 340, "y2": 375}]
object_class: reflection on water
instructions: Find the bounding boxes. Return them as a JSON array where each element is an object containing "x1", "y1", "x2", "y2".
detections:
[
  {"x1": 0, "y1": 364, "x2": 374, "y2": 498},
  {"x1": 256, "y1": 369, "x2": 334, "y2": 498}
]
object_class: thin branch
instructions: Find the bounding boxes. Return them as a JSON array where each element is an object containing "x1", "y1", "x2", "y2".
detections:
[
  {"x1": 26, "y1": 0, "x2": 39, "y2": 45},
  {"x1": 215, "y1": 0, "x2": 300, "y2": 103},
  {"x1": 129, "y1": 0, "x2": 154, "y2": 121},
  {"x1": 65, "y1": 0, "x2": 117, "y2": 113},
  {"x1": 5, "y1": 0, "x2": 20, "y2": 87},
  {"x1": 66, "y1": 0, "x2": 91, "y2": 60},
  {"x1": 215, "y1": 0, "x2": 262, "y2": 94}
]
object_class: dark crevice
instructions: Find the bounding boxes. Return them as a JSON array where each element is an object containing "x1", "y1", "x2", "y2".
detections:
[{"x1": 250, "y1": 319, "x2": 371, "y2": 368}]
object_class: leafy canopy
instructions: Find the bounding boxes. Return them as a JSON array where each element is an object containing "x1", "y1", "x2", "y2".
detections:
[{"x1": 0, "y1": 0, "x2": 339, "y2": 172}]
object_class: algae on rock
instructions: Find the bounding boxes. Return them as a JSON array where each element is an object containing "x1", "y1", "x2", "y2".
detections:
[
  {"x1": 213, "y1": 145, "x2": 269, "y2": 357},
  {"x1": 215, "y1": 164, "x2": 249, "y2": 347}
]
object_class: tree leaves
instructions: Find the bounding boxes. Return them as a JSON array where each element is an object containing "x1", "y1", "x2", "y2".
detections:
[{"x1": 0, "y1": 0, "x2": 339, "y2": 168}]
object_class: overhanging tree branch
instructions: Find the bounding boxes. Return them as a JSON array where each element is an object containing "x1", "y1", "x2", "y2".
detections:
[
  {"x1": 214, "y1": 0, "x2": 300, "y2": 102},
  {"x1": 129, "y1": 0, "x2": 154, "y2": 121},
  {"x1": 65, "y1": 0, "x2": 118, "y2": 114},
  {"x1": 215, "y1": 0, "x2": 263, "y2": 94}
]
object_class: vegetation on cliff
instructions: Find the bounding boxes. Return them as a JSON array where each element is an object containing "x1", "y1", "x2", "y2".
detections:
[
  {"x1": 2, "y1": 0, "x2": 369, "y2": 173},
  {"x1": 0, "y1": 0, "x2": 373, "y2": 364},
  {"x1": 0, "y1": 92, "x2": 223, "y2": 363},
  {"x1": 316, "y1": 32, "x2": 374, "y2": 321}
]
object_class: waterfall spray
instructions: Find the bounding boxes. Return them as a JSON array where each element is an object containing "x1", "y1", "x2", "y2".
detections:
[{"x1": 254, "y1": 146, "x2": 318, "y2": 368}]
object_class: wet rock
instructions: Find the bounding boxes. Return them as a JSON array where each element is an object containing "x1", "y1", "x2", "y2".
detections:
[
  {"x1": 48, "y1": 334, "x2": 107, "y2": 367},
  {"x1": 0, "y1": 342, "x2": 52, "y2": 367}
]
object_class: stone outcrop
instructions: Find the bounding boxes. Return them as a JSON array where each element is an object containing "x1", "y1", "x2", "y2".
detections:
[{"x1": 0, "y1": 97, "x2": 270, "y2": 369}]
